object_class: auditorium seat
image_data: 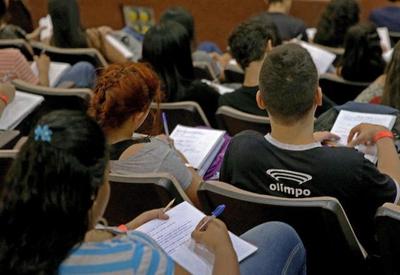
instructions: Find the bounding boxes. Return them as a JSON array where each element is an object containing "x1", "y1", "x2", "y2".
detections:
[
  {"x1": 193, "y1": 61, "x2": 218, "y2": 81},
  {"x1": 31, "y1": 42, "x2": 108, "y2": 68},
  {"x1": 216, "y1": 106, "x2": 271, "y2": 135},
  {"x1": 104, "y1": 172, "x2": 191, "y2": 225},
  {"x1": 375, "y1": 203, "x2": 400, "y2": 275},
  {"x1": 319, "y1": 73, "x2": 370, "y2": 105},
  {"x1": 0, "y1": 39, "x2": 33, "y2": 60},
  {"x1": 198, "y1": 181, "x2": 368, "y2": 275}
]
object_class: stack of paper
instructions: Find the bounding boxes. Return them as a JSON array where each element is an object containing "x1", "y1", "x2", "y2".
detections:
[
  {"x1": 0, "y1": 91, "x2": 44, "y2": 130},
  {"x1": 331, "y1": 110, "x2": 396, "y2": 163},
  {"x1": 201, "y1": 79, "x2": 234, "y2": 95},
  {"x1": 170, "y1": 125, "x2": 225, "y2": 176},
  {"x1": 31, "y1": 61, "x2": 71, "y2": 87},
  {"x1": 136, "y1": 202, "x2": 257, "y2": 275}
]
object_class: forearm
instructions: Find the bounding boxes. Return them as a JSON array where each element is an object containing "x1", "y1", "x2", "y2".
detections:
[
  {"x1": 377, "y1": 138, "x2": 400, "y2": 183},
  {"x1": 212, "y1": 247, "x2": 240, "y2": 275},
  {"x1": 38, "y1": 69, "x2": 50, "y2": 86}
]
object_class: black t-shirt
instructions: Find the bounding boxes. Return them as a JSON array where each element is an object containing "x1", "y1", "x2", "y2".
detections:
[
  {"x1": 220, "y1": 130, "x2": 398, "y2": 252},
  {"x1": 258, "y1": 12, "x2": 308, "y2": 41},
  {"x1": 218, "y1": 86, "x2": 268, "y2": 116}
]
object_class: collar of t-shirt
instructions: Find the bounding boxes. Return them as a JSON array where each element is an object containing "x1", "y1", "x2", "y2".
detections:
[{"x1": 265, "y1": 134, "x2": 322, "y2": 151}]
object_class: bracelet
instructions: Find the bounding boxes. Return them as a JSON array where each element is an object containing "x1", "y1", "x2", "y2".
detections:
[
  {"x1": 0, "y1": 94, "x2": 9, "y2": 106},
  {"x1": 117, "y1": 224, "x2": 128, "y2": 232},
  {"x1": 373, "y1": 130, "x2": 394, "y2": 143}
]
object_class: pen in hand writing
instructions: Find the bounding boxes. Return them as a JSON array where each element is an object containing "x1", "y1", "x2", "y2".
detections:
[
  {"x1": 198, "y1": 204, "x2": 225, "y2": 231},
  {"x1": 163, "y1": 198, "x2": 175, "y2": 213},
  {"x1": 162, "y1": 112, "x2": 173, "y2": 148}
]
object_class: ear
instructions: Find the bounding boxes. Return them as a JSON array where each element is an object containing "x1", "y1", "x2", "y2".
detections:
[
  {"x1": 256, "y1": 90, "x2": 267, "y2": 110},
  {"x1": 315, "y1": 86, "x2": 323, "y2": 107}
]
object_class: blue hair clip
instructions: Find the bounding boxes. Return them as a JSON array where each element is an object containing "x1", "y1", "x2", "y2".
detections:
[{"x1": 34, "y1": 125, "x2": 53, "y2": 143}]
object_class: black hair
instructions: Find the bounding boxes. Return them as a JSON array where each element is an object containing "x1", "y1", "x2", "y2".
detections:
[
  {"x1": 142, "y1": 21, "x2": 194, "y2": 101},
  {"x1": 0, "y1": 0, "x2": 7, "y2": 20},
  {"x1": 0, "y1": 110, "x2": 108, "y2": 274},
  {"x1": 160, "y1": 6, "x2": 195, "y2": 43},
  {"x1": 381, "y1": 41, "x2": 400, "y2": 109},
  {"x1": 314, "y1": 0, "x2": 359, "y2": 47},
  {"x1": 259, "y1": 43, "x2": 318, "y2": 124},
  {"x1": 48, "y1": 0, "x2": 88, "y2": 48},
  {"x1": 340, "y1": 22, "x2": 385, "y2": 82},
  {"x1": 229, "y1": 17, "x2": 281, "y2": 69}
]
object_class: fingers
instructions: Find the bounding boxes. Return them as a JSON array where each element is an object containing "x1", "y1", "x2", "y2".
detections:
[{"x1": 347, "y1": 125, "x2": 360, "y2": 145}]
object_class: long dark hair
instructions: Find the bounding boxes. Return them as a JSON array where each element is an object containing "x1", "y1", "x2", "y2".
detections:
[
  {"x1": 314, "y1": 0, "x2": 359, "y2": 47},
  {"x1": 0, "y1": 110, "x2": 108, "y2": 274},
  {"x1": 142, "y1": 21, "x2": 195, "y2": 101},
  {"x1": 381, "y1": 42, "x2": 400, "y2": 109},
  {"x1": 48, "y1": 0, "x2": 88, "y2": 48},
  {"x1": 340, "y1": 22, "x2": 385, "y2": 82}
]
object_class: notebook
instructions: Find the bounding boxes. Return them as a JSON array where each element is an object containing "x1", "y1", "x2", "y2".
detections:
[
  {"x1": 298, "y1": 41, "x2": 336, "y2": 75},
  {"x1": 31, "y1": 61, "x2": 71, "y2": 87},
  {"x1": 0, "y1": 91, "x2": 44, "y2": 130},
  {"x1": 331, "y1": 110, "x2": 396, "y2": 163},
  {"x1": 170, "y1": 125, "x2": 225, "y2": 176},
  {"x1": 136, "y1": 201, "x2": 258, "y2": 275}
]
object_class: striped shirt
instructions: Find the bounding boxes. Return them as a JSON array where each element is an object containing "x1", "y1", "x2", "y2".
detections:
[
  {"x1": 0, "y1": 48, "x2": 38, "y2": 84},
  {"x1": 59, "y1": 231, "x2": 174, "y2": 275}
]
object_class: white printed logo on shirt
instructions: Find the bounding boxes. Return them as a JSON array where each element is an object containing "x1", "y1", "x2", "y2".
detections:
[{"x1": 266, "y1": 169, "x2": 312, "y2": 197}]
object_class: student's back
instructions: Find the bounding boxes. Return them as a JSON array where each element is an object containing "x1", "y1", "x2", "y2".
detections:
[
  {"x1": 220, "y1": 44, "x2": 400, "y2": 254},
  {"x1": 369, "y1": 0, "x2": 400, "y2": 32}
]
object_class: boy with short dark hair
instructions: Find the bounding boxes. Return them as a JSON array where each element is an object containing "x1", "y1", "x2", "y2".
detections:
[
  {"x1": 219, "y1": 18, "x2": 281, "y2": 116},
  {"x1": 220, "y1": 43, "x2": 400, "y2": 253}
]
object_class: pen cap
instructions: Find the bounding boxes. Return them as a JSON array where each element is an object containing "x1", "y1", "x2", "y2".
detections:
[{"x1": 212, "y1": 204, "x2": 225, "y2": 217}]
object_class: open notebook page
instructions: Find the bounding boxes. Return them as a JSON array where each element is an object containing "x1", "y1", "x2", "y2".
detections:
[
  {"x1": 136, "y1": 202, "x2": 257, "y2": 275},
  {"x1": 331, "y1": 110, "x2": 396, "y2": 163},
  {"x1": 0, "y1": 91, "x2": 44, "y2": 130},
  {"x1": 170, "y1": 125, "x2": 225, "y2": 170}
]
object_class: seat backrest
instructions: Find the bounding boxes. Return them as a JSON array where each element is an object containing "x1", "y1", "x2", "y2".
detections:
[
  {"x1": 12, "y1": 79, "x2": 92, "y2": 135},
  {"x1": 104, "y1": 172, "x2": 191, "y2": 226},
  {"x1": 224, "y1": 67, "x2": 244, "y2": 83},
  {"x1": 216, "y1": 106, "x2": 270, "y2": 135},
  {"x1": 375, "y1": 203, "x2": 400, "y2": 275},
  {"x1": 319, "y1": 73, "x2": 370, "y2": 105},
  {"x1": 139, "y1": 101, "x2": 211, "y2": 135},
  {"x1": 0, "y1": 149, "x2": 18, "y2": 183},
  {"x1": 198, "y1": 181, "x2": 368, "y2": 275},
  {"x1": 193, "y1": 61, "x2": 217, "y2": 81},
  {"x1": 389, "y1": 31, "x2": 400, "y2": 47},
  {"x1": 0, "y1": 39, "x2": 33, "y2": 60},
  {"x1": 31, "y1": 42, "x2": 108, "y2": 68}
]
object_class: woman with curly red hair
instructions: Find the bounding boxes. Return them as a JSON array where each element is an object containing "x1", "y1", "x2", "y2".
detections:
[{"x1": 89, "y1": 62, "x2": 202, "y2": 206}]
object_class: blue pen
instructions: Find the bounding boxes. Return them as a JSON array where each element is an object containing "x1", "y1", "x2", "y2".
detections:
[
  {"x1": 162, "y1": 112, "x2": 173, "y2": 148},
  {"x1": 199, "y1": 204, "x2": 226, "y2": 231}
]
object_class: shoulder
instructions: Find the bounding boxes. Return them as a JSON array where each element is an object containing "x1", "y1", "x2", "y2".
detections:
[
  {"x1": 228, "y1": 130, "x2": 267, "y2": 152},
  {"x1": 189, "y1": 80, "x2": 219, "y2": 93},
  {"x1": 218, "y1": 88, "x2": 242, "y2": 105},
  {"x1": 60, "y1": 233, "x2": 174, "y2": 274}
]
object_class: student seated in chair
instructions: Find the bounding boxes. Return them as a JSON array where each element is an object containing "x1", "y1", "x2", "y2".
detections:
[
  {"x1": 90, "y1": 62, "x2": 205, "y2": 207},
  {"x1": 0, "y1": 110, "x2": 306, "y2": 275},
  {"x1": 220, "y1": 43, "x2": 400, "y2": 254},
  {"x1": 218, "y1": 17, "x2": 281, "y2": 116}
]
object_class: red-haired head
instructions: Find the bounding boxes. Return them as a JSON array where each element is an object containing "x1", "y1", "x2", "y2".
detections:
[{"x1": 89, "y1": 62, "x2": 161, "y2": 132}]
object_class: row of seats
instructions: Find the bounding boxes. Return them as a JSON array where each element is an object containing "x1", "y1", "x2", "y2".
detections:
[{"x1": 0, "y1": 148, "x2": 397, "y2": 275}]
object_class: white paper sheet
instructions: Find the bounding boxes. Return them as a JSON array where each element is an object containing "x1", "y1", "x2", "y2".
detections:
[
  {"x1": 0, "y1": 91, "x2": 44, "y2": 130},
  {"x1": 31, "y1": 61, "x2": 71, "y2": 87},
  {"x1": 201, "y1": 79, "x2": 235, "y2": 95},
  {"x1": 299, "y1": 41, "x2": 336, "y2": 75},
  {"x1": 39, "y1": 15, "x2": 53, "y2": 41},
  {"x1": 377, "y1": 27, "x2": 392, "y2": 51},
  {"x1": 136, "y1": 202, "x2": 257, "y2": 275},
  {"x1": 170, "y1": 125, "x2": 225, "y2": 171},
  {"x1": 331, "y1": 110, "x2": 396, "y2": 163}
]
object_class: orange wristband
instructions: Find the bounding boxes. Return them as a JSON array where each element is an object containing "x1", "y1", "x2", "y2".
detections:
[
  {"x1": 373, "y1": 130, "x2": 394, "y2": 143},
  {"x1": 0, "y1": 94, "x2": 8, "y2": 106},
  {"x1": 117, "y1": 224, "x2": 128, "y2": 232}
]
